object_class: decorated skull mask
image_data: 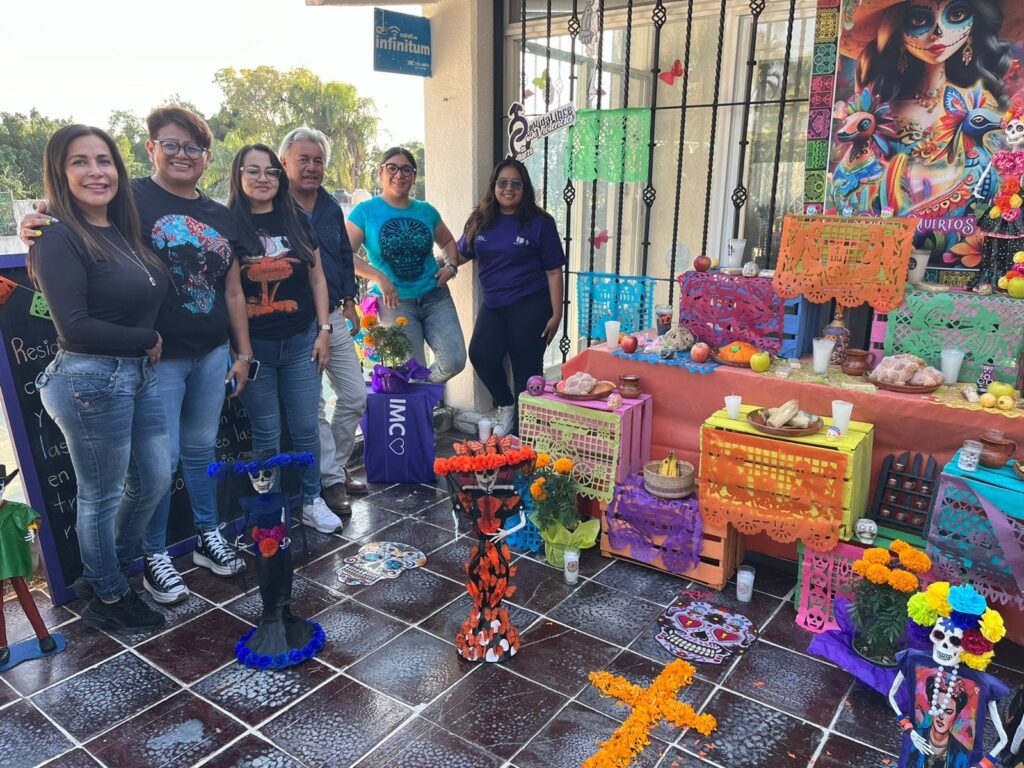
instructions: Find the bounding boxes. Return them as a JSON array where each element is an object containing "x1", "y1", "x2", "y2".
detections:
[
  {"x1": 931, "y1": 618, "x2": 965, "y2": 668},
  {"x1": 656, "y1": 599, "x2": 758, "y2": 664},
  {"x1": 527, "y1": 375, "x2": 546, "y2": 396},
  {"x1": 1006, "y1": 119, "x2": 1024, "y2": 149},
  {"x1": 854, "y1": 519, "x2": 878, "y2": 545},
  {"x1": 248, "y1": 467, "x2": 278, "y2": 494}
]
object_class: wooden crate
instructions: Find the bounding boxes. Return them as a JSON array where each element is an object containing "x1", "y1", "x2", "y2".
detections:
[
  {"x1": 699, "y1": 405, "x2": 874, "y2": 551},
  {"x1": 598, "y1": 501, "x2": 743, "y2": 591}
]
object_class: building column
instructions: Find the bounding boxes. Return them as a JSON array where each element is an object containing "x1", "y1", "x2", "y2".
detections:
[{"x1": 423, "y1": 0, "x2": 496, "y2": 414}]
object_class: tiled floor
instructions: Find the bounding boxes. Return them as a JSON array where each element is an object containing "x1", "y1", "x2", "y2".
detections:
[{"x1": 2, "y1": 435, "x2": 1023, "y2": 768}]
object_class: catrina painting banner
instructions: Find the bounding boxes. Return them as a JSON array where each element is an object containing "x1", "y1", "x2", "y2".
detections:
[{"x1": 823, "y1": 0, "x2": 1024, "y2": 283}]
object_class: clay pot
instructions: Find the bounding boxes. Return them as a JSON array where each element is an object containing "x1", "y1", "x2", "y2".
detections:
[
  {"x1": 618, "y1": 375, "x2": 642, "y2": 399},
  {"x1": 841, "y1": 348, "x2": 877, "y2": 377},
  {"x1": 978, "y1": 430, "x2": 1018, "y2": 469}
]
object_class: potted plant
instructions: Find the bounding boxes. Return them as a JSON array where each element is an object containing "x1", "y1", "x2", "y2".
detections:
[
  {"x1": 528, "y1": 453, "x2": 600, "y2": 568},
  {"x1": 848, "y1": 539, "x2": 932, "y2": 666},
  {"x1": 357, "y1": 312, "x2": 428, "y2": 393}
]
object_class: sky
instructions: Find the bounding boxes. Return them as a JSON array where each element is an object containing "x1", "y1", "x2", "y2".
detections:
[{"x1": 0, "y1": 0, "x2": 425, "y2": 145}]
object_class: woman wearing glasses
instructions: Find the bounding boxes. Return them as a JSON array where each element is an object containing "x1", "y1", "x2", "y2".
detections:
[
  {"x1": 346, "y1": 147, "x2": 466, "y2": 383},
  {"x1": 457, "y1": 159, "x2": 565, "y2": 437},
  {"x1": 228, "y1": 145, "x2": 338, "y2": 535}
]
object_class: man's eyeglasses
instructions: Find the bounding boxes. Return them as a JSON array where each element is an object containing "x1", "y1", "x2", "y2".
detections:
[
  {"x1": 154, "y1": 140, "x2": 208, "y2": 159},
  {"x1": 241, "y1": 166, "x2": 283, "y2": 180},
  {"x1": 496, "y1": 179, "x2": 524, "y2": 190},
  {"x1": 381, "y1": 163, "x2": 416, "y2": 177}
]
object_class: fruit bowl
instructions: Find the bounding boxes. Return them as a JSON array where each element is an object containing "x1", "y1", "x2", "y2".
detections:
[{"x1": 642, "y1": 460, "x2": 695, "y2": 499}]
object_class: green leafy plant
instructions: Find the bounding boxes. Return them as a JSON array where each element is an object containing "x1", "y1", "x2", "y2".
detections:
[
  {"x1": 528, "y1": 453, "x2": 600, "y2": 566},
  {"x1": 362, "y1": 314, "x2": 412, "y2": 369}
]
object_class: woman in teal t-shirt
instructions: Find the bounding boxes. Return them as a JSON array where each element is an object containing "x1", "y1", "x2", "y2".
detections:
[{"x1": 346, "y1": 147, "x2": 466, "y2": 383}]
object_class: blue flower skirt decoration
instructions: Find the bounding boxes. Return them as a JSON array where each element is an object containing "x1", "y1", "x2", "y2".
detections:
[{"x1": 234, "y1": 541, "x2": 325, "y2": 670}]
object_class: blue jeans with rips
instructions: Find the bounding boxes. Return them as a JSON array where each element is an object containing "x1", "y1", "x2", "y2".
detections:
[
  {"x1": 143, "y1": 342, "x2": 229, "y2": 554},
  {"x1": 37, "y1": 351, "x2": 171, "y2": 601},
  {"x1": 240, "y1": 323, "x2": 322, "y2": 501}
]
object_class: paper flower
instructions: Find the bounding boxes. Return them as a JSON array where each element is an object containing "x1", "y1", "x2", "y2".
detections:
[
  {"x1": 259, "y1": 538, "x2": 279, "y2": 557},
  {"x1": 980, "y1": 608, "x2": 1006, "y2": 644},
  {"x1": 907, "y1": 593, "x2": 938, "y2": 627},
  {"x1": 962, "y1": 629, "x2": 993, "y2": 655},
  {"x1": 948, "y1": 585, "x2": 986, "y2": 616},
  {"x1": 924, "y1": 582, "x2": 952, "y2": 616},
  {"x1": 961, "y1": 650, "x2": 994, "y2": 671}
]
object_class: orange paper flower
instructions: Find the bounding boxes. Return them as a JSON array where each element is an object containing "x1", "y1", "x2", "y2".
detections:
[{"x1": 259, "y1": 538, "x2": 279, "y2": 557}]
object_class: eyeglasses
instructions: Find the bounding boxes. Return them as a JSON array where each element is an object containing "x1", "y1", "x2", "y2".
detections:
[
  {"x1": 241, "y1": 166, "x2": 283, "y2": 180},
  {"x1": 154, "y1": 140, "x2": 208, "y2": 159},
  {"x1": 381, "y1": 163, "x2": 416, "y2": 177},
  {"x1": 496, "y1": 179, "x2": 524, "y2": 190}
]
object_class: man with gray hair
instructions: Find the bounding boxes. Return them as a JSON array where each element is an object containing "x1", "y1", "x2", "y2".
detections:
[{"x1": 280, "y1": 126, "x2": 366, "y2": 519}]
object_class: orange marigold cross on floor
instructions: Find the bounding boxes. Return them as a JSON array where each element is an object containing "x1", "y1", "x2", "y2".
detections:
[{"x1": 583, "y1": 658, "x2": 717, "y2": 768}]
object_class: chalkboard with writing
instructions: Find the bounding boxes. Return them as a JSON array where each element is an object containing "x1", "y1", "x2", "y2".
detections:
[{"x1": 0, "y1": 254, "x2": 268, "y2": 604}]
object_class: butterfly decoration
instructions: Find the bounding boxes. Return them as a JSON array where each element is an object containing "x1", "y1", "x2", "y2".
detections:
[
  {"x1": 532, "y1": 70, "x2": 550, "y2": 91},
  {"x1": 659, "y1": 59, "x2": 684, "y2": 86},
  {"x1": 589, "y1": 230, "x2": 610, "y2": 249},
  {"x1": 522, "y1": 88, "x2": 535, "y2": 100},
  {"x1": 453, "y1": 435, "x2": 514, "y2": 457}
]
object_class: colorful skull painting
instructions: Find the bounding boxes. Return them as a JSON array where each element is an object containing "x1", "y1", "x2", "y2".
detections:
[
  {"x1": 655, "y1": 598, "x2": 759, "y2": 664},
  {"x1": 337, "y1": 541, "x2": 427, "y2": 586}
]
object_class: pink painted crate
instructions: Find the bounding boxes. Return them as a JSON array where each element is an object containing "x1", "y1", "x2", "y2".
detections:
[{"x1": 518, "y1": 392, "x2": 653, "y2": 503}]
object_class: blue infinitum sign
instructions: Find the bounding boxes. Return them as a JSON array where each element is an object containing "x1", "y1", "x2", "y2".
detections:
[{"x1": 373, "y1": 8, "x2": 432, "y2": 77}]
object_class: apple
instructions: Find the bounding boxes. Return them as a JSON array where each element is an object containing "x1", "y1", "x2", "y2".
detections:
[
  {"x1": 690, "y1": 342, "x2": 711, "y2": 363},
  {"x1": 1008, "y1": 276, "x2": 1024, "y2": 299},
  {"x1": 998, "y1": 395, "x2": 1016, "y2": 411},
  {"x1": 621, "y1": 335, "x2": 639, "y2": 354},
  {"x1": 987, "y1": 381, "x2": 1014, "y2": 399},
  {"x1": 750, "y1": 351, "x2": 771, "y2": 373},
  {"x1": 693, "y1": 254, "x2": 712, "y2": 272}
]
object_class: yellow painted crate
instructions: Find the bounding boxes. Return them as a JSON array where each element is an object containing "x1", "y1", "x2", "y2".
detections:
[{"x1": 698, "y1": 405, "x2": 873, "y2": 551}]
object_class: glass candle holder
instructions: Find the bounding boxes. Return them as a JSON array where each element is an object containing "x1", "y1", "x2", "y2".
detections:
[{"x1": 958, "y1": 440, "x2": 982, "y2": 472}]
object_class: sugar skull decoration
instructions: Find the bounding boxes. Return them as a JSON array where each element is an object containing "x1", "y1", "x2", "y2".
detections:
[
  {"x1": 527, "y1": 375, "x2": 547, "y2": 396},
  {"x1": 888, "y1": 582, "x2": 1011, "y2": 768},
  {"x1": 337, "y1": 541, "x2": 427, "y2": 586},
  {"x1": 656, "y1": 595, "x2": 758, "y2": 664},
  {"x1": 854, "y1": 518, "x2": 878, "y2": 545}
]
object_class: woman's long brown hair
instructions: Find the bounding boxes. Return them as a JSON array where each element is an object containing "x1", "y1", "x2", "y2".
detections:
[{"x1": 28, "y1": 124, "x2": 161, "y2": 283}]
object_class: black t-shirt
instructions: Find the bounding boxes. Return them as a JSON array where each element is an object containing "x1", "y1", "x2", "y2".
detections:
[
  {"x1": 131, "y1": 177, "x2": 248, "y2": 359},
  {"x1": 239, "y1": 208, "x2": 317, "y2": 340},
  {"x1": 32, "y1": 222, "x2": 168, "y2": 356}
]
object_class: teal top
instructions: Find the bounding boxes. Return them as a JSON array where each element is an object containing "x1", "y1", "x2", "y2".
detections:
[{"x1": 348, "y1": 196, "x2": 442, "y2": 300}]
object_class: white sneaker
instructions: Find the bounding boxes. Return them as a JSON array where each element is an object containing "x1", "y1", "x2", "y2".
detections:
[
  {"x1": 302, "y1": 497, "x2": 343, "y2": 534},
  {"x1": 493, "y1": 404, "x2": 516, "y2": 437}
]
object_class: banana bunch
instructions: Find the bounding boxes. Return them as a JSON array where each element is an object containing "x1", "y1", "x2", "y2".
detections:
[{"x1": 658, "y1": 451, "x2": 679, "y2": 476}]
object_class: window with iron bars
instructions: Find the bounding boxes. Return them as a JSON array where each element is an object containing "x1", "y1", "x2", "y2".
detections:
[{"x1": 503, "y1": 0, "x2": 817, "y2": 372}]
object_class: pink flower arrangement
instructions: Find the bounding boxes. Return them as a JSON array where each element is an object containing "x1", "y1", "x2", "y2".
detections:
[{"x1": 252, "y1": 524, "x2": 286, "y2": 558}]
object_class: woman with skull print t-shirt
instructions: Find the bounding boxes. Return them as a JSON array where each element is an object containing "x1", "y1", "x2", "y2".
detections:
[{"x1": 346, "y1": 147, "x2": 466, "y2": 384}]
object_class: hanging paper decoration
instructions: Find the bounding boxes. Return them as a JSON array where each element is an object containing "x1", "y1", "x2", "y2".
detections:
[
  {"x1": 658, "y1": 59, "x2": 684, "y2": 86},
  {"x1": 29, "y1": 292, "x2": 51, "y2": 320},
  {"x1": 774, "y1": 214, "x2": 918, "y2": 312},
  {"x1": 0, "y1": 275, "x2": 17, "y2": 305},
  {"x1": 589, "y1": 230, "x2": 610, "y2": 249},
  {"x1": 567, "y1": 108, "x2": 651, "y2": 184},
  {"x1": 531, "y1": 70, "x2": 549, "y2": 91}
]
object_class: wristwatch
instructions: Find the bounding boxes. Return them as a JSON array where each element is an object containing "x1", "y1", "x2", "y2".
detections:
[
  {"x1": 318, "y1": 324, "x2": 333, "y2": 334},
  {"x1": 236, "y1": 352, "x2": 255, "y2": 363}
]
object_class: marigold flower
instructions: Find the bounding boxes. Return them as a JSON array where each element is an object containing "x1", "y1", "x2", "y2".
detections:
[
  {"x1": 898, "y1": 548, "x2": 932, "y2": 574},
  {"x1": 862, "y1": 548, "x2": 891, "y2": 566},
  {"x1": 536, "y1": 453, "x2": 552, "y2": 469},
  {"x1": 890, "y1": 540, "x2": 909, "y2": 554},
  {"x1": 851, "y1": 559, "x2": 869, "y2": 576},
  {"x1": 396, "y1": 316, "x2": 408, "y2": 326},
  {"x1": 554, "y1": 458, "x2": 574, "y2": 474},
  {"x1": 865, "y1": 563, "x2": 891, "y2": 585},
  {"x1": 887, "y1": 569, "x2": 919, "y2": 593},
  {"x1": 360, "y1": 314, "x2": 378, "y2": 329}
]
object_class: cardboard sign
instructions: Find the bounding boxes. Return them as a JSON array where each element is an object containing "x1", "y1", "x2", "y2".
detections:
[{"x1": 507, "y1": 102, "x2": 577, "y2": 162}]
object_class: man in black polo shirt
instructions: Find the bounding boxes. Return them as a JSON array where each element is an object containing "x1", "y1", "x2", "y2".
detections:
[{"x1": 279, "y1": 127, "x2": 367, "y2": 516}]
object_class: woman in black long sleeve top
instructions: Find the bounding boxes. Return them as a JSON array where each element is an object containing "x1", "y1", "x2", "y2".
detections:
[{"x1": 29, "y1": 125, "x2": 171, "y2": 635}]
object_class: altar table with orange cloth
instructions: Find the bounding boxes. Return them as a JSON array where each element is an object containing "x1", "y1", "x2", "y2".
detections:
[{"x1": 561, "y1": 345, "x2": 1022, "y2": 501}]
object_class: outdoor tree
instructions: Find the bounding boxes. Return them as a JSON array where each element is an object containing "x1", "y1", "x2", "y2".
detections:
[
  {"x1": 209, "y1": 66, "x2": 378, "y2": 192},
  {"x1": 0, "y1": 110, "x2": 73, "y2": 199},
  {"x1": 107, "y1": 110, "x2": 150, "y2": 180}
]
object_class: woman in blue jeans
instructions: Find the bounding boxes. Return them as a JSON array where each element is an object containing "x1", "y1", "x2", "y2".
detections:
[
  {"x1": 30, "y1": 125, "x2": 171, "y2": 634},
  {"x1": 228, "y1": 144, "x2": 338, "y2": 534},
  {"x1": 346, "y1": 147, "x2": 466, "y2": 383}
]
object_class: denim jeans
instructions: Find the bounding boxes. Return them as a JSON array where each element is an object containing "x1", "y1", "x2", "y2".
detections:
[
  {"x1": 142, "y1": 343, "x2": 229, "y2": 554},
  {"x1": 319, "y1": 308, "x2": 367, "y2": 488},
  {"x1": 240, "y1": 323, "x2": 322, "y2": 501},
  {"x1": 377, "y1": 285, "x2": 466, "y2": 383},
  {"x1": 37, "y1": 351, "x2": 171, "y2": 601}
]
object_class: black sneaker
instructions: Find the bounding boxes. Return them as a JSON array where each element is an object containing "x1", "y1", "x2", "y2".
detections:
[
  {"x1": 193, "y1": 528, "x2": 246, "y2": 576},
  {"x1": 143, "y1": 552, "x2": 189, "y2": 604},
  {"x1": 82, "y1": 590, "x2": 165, "y2": 634}
]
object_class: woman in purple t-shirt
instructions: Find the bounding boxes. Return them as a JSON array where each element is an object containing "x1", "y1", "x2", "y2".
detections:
[{"x1": 457, "y1": 159, "x2": 566, "y2": 437}]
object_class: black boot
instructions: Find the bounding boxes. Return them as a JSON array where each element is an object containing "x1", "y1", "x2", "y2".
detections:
[
  {"x1": 39, "y1": 635, "x2": 57, "y2": 654},
  {"x1": 235, "y1": 543, "x2": 323, "y2": 669}
]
